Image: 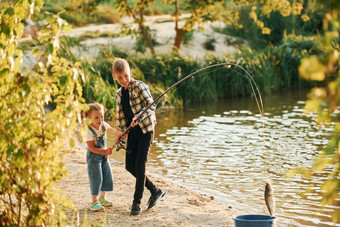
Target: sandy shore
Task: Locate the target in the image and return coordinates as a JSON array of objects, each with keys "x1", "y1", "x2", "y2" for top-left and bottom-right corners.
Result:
[{"x1": 57, "y1": 144, "x2": 240, "y2": 226}]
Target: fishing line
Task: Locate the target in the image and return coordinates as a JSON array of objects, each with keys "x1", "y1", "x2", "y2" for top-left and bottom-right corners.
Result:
[
  {"x1": 190, "y1": 65, "x2": 264, "y2": 117},
  {"x1": 160, "y1": 64, "x2": 264, "y2": 117},
  {"x1": 168, "y1": 66, "x2": 230, "y2": 96},
  {"x1": 187, "y1": 64, "x2": 269, "y2": 181}
]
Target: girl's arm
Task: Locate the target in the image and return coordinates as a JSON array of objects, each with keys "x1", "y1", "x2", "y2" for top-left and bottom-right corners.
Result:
[
  {"x1": 107, "y1": 126, "x2": 123, "y2": 138},
  {"x1": 86, "y1": 141, "x2": 112, "y2": 155}
]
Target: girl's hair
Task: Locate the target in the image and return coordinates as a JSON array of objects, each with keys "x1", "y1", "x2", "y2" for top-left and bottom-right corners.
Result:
[
  {"x1": 112, "y1": 58, "x2": 130, "y2": 74},
  {"x1": 85, "y1": 103, "x2": 104, "y2": 118}
]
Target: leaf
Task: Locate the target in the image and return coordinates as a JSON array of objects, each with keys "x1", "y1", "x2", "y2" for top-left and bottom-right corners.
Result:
[
  {"x1": 59, "y1": 76, "x2": 68, "y2": 86},
  {"x1": 21, "y1": 83, "x2": 31, "y2": 97},
  {"x1": 46, "y1": 43, "x2": 53, "y2": 55},
  {"x1": 298, "y1": 55, "x2": 326, "y2": 81},
  {"x1": 5, "y1": 7, "x2": 14, "y2": 16},
  {"x1": 1, "y1": 23, "x2": 11, "y2": 36},
  {"x1": 0, "y1": 68, "x2": 9, "y2": 78},
  {"x1": 262, "y1": 27, "x2": 271, "y2": 35}
]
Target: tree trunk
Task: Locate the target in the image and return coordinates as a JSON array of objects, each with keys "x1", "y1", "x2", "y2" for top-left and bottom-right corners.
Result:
[
  {"x1": 172, "y1": 0, "x2": 187, "y2": 54},
  {"x1": 172, "y1": 28, "x2": 187, "y2": 54},
  {"x1": 139, "y1": 23, "x2": 155, "y2": 56}
]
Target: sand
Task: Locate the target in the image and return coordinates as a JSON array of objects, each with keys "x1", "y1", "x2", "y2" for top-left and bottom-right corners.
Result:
[
  {"x1": 57, "y1": 143, "x2": 240, "y2": 226},
  {"x1": 65, "y1": 14, "x2": 237, "y2": 61}
]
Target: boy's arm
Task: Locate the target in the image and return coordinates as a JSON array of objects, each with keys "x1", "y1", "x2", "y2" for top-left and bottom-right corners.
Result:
[
  {"x1": 116, "y1": 93, "x2": 123, "y2": 131},
  {"x1": 86, "y1": 141, "x2": 112, "y2": 155}
]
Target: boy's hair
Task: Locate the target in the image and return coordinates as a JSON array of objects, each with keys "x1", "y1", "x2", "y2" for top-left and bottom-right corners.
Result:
[
  {"x1": 112, "y1": 58, "x2": 130, "y2": 74},
  {"x1": 85, "y1": 103, "x2": 104, "y2": 118}
]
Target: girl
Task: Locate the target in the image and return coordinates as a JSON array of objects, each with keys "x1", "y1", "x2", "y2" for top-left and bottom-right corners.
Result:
[{"x1": 84, "y1": 103, "x2": 122, "y2": 211}]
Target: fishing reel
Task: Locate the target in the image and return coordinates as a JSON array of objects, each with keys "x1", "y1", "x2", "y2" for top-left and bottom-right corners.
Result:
[{"x1": 115, "y1": 139, "x2": 126, "y2": 152}]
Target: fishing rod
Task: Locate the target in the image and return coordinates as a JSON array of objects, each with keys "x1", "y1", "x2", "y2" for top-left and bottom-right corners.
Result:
[
  {"x1": 115, "y1": 62, "x2": 264, "y2": 152},
  {"x1": 113, "y1": 62, "x2": 275, "y2": 217}
]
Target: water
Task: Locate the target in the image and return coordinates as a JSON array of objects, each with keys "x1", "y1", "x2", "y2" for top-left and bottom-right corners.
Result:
[{"x1": 110, "y1": 89, "x2": 339, "y2": 226}]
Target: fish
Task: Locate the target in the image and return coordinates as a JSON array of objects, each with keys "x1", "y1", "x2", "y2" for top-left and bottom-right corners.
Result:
[{"x1": 264, "y1": 181, "x2": 276, "y2": 217}]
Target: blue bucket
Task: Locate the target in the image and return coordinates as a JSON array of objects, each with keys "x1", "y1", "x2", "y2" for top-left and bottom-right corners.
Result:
[{"x1": 233, "y1": 214, "x2": 276, "y2": 227}]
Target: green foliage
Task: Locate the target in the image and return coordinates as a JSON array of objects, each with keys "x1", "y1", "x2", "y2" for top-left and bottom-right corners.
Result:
[
  {"x1": 203, "y1": 36, "x2": 217, "y2": 51},
  {"x1": 224, "y1": 1, "x2": 325, "y2": 49},
  {"x1": 41, "y1": 1, "x2": 120, "y2": 27},
  {"x1": 134, "y1": 28, "x2": 159, "y2": 53},
  {"x1": 80, "y1": 61, "x2": 118, "y2": 119},
  {"x1": 0, "y1": 1, "x2": 87, "y2": 225},
  {"x1": 172, "y1": 0, "x2": 224, "y2": 52},
  {"x1": 287, "y1": 1, "x2": 340, "y2": 222},
  {"x1": 182, "y1": 29, "x2": 194, "y2": 45},
  {"x1": 114, "y1": 0, "x2": 157, "y2": 55},
  {"x1": 224, "y1": 34, "x2": 317, "y2": 94},
  {"x1": 132, "y1": 54, "x2": 260, "y2": 103}
]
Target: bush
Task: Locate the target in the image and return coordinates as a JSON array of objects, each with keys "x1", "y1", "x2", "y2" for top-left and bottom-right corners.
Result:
[
  {"x1": 223, "y1": 2, "x2": 325, "y2": 50},
  {"x1": 0, "y1": 3, "x2": 86, "y2": 225}
]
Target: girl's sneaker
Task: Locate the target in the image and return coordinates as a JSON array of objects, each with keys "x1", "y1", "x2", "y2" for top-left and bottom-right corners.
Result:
[
  {"x1": 100, "y1": 197, "x2": 113, "y2": 207},
  {"x1": 90, "y1": 201, "x2": 104, "y2": 211}
]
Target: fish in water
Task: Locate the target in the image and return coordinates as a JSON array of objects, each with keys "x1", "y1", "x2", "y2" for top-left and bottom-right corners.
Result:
[{"x1": 264, "y1": 181, "x2": 276, "y2": 216}]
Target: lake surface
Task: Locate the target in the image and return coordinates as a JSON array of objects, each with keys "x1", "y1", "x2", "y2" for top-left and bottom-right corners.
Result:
[{"x1": 111, "y1": 89, "x2": 339, "y2": 226}]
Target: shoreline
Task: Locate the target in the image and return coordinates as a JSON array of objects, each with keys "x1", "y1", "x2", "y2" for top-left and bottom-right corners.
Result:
[{"x1": 58, "y1": 144, "x2": 241, "y2": 226}]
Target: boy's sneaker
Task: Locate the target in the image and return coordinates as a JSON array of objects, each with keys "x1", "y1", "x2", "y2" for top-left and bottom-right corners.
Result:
[
  {"x1": 90, "y1": 201, "x2": 104, "y2": 211},
  {"x1": 100, "y1": 197, "x2": 113, "y2": 207},
  {"x1": 130, "y1": 202, "x2": 142, "y2": 215},
  {"x1": 147, "y1": 189, "x2": 166, "y2": 209}
]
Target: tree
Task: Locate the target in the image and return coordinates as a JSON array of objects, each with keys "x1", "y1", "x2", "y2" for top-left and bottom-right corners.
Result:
[
  {"x1": 115, "y1": 0, "x2": 156, "y2": 56},
  {"x1": 0, "y1": 0, "x2": 86, "y2": 225},
  {"x1": 288, "y1": 0, "x2": 340, "y2": 222},
  {"x1": 171, "y1": 0, "x2": 224, "y2": 53}
]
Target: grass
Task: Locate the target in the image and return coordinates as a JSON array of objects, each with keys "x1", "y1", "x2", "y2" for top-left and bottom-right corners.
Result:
[
  {"x1": 40, "y1": 2, "x2": 120, "y2": 27},
  {"x1": 39, "y1": 0, "x2": 187, "y2": 28}
]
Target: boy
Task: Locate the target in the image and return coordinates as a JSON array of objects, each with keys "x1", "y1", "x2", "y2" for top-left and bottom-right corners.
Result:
[{"x1": 112, "y1": 58, "x2": 165, "y2": 215}]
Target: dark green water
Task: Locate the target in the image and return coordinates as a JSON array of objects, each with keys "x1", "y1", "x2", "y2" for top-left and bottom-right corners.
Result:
[{"x1": 110, "y1": 89, "x2": 339, "y2": 226}]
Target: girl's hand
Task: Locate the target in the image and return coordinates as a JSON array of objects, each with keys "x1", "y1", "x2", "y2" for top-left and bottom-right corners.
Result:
[
  {"x1": 105, "y1": 147, "x2": 113, "y2": 155},
  {"x1": 115, "y1": 131, "x2": 126, "y2": 144}
]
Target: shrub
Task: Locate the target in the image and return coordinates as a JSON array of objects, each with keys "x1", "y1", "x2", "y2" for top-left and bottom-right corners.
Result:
[{"x1": 0, "y1": 2, "x2": 86, "y2": 225}]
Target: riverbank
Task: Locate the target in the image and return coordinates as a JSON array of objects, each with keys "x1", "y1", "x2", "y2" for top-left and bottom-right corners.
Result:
[{"x1": 57, "y1": 143, "x2": 240, "y2": 226}]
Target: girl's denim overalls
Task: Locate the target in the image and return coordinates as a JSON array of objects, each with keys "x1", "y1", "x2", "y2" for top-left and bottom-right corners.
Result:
[{"x1": 86, "y1": 124, "x2": 113, "y2": 196}]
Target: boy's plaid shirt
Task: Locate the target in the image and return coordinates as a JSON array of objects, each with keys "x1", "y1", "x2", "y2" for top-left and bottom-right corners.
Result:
[{"x1": 116, "y1": 79, "x2": 157, "y2": 134}]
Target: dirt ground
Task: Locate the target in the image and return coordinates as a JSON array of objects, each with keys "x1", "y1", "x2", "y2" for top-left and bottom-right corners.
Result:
[{"x1": 57, "y1": 143, "x2": 241, "y2": 226}]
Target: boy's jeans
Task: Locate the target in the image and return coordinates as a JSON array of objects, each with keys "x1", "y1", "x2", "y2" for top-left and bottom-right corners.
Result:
[
  {"x1": 126, "y1": 126, "x2": 158, "y2": 204},
  {"x1": 86, "y1": 151, "x2": 113, "y2": 196}
]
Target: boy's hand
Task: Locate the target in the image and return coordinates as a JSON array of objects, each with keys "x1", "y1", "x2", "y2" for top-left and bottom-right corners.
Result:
[{"x1": 130, "y1": 116, "x2": 139, "y2": 127}]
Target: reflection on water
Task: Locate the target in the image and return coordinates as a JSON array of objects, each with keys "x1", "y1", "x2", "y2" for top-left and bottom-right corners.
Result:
[{"x1": 109, "y1": 89, "x2": 339, "y2": 226}]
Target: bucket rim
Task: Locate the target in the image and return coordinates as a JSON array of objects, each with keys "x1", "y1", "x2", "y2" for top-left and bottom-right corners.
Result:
[{"x1": 233, "y1": 214, "x2": 276, "y2": 222}]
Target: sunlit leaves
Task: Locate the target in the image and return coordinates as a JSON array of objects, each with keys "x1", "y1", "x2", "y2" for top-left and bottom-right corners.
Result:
[
  {"x1": 293, "y1": 1, "x2": 340, "y2": 222},
  {"x1": 299, "y1": 55, "x2": 326, "y2": 81},
  {"x1": 301, "y1": 14, "x2": 310, "y2": 22},
  {"x1": 260, "y1": 0, "x2": 292, "y2": 17},
  {"x1": 262, "y1": 27, "x2": 271, "y2": 34},
  {"x1": 292, "y1": 2, "x2": 303, "y2": 15},
  {"x1": 240, "y1": 0, "x2": 306, "y2": 36},
  {"x1": 0, "y1": 0, "x2": 86, "y2": 225}
]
